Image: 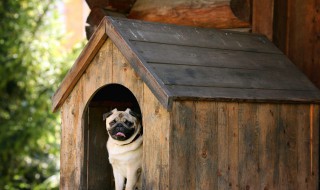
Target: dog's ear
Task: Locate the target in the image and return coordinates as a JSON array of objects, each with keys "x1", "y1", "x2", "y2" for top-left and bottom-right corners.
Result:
[
  {"x1": 128, "y1": 109, "x2": 141, "y2": 120},
  {"x1": 103, "y1": 111, "x2": 112, "y2": 120}
]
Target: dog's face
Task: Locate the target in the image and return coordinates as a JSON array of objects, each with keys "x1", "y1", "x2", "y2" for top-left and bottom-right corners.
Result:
[{"x1": 104, "y1": 108, "x2": 141, "y2": 141}]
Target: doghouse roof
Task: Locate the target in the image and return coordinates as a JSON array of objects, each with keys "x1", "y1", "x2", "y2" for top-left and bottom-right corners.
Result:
[{"x1": 52, "y1": 16, "x2": 320, "y2": 111}]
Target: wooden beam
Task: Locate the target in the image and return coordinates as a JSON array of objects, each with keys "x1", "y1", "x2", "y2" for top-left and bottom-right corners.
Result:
[
  {"x1": 252, "y1": 0, "x2": 274, "y2": 40},
  {"x1": 128, "y1": 0, "x2": 250, "y2": 29}
]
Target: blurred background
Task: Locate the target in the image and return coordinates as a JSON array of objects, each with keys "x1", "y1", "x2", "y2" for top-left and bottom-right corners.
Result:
[{"x1": 0, "y1": 0, "x2": 88, "y2": 189}]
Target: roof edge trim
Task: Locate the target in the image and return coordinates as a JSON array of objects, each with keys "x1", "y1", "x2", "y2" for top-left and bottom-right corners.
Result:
[{"x1": 51, "y1": 17, "x2": 108, "y2": 112}]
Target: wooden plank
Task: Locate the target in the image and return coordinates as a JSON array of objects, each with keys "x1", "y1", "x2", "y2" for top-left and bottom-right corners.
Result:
[
  {"x1": 132, "y1": 41, "x2": 293, "y2": 71},
  {"x1": 52, "y1": 17, "x2": 108, "y2": 112},
  {"x1": 252, "y1": 0, "x2": 274, "y2": 40},
  {"x1": 170, "y1": 101, "x2": 197, "y2": 189},
  {"x1": 217, "y1": 103, "x2": 229, "y2": 189},
  {"x1": 150, "y1": 63, "x2": 315, "y2": 91},
  {"x1": 258, "y1": 104, "x2": 279, "y2": 189},
  {"x1": 278, "y1": 104, "x2": 298, "y2": 189},
  {"x1": 165, "y1": 84, "x2": 320, "y2": 104},
  {"x1": 194, "y1": 101, "x2": 218, "y2": 189},
  {"x1": 296, "y1": 105, "x2": 312, "y2": 190},
  {"x1": 60, "y1": 76, "x2": 85, "y2": 189},
  {"x1": 227, "y1": 103, "x2": 239, "y2": 190},
  {"x1": 108, "y1": 17, "x2": 280, "y2": 54},
  {"x1": 87, "y1": 106, "x2": 114, "y2": 189},
  {"x1": 310, "y1": 105, "x2": 319, "y2": 189},
  {"x1": 238, "y1": 103, "x2": 260, "y2": 190},
  {"x1": 142, "y1": 85, "x2": 170, "y2": 190}
]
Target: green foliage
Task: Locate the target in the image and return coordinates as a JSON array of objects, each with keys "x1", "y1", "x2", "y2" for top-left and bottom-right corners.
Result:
[{"x1": 0, "y1": 0, "x2": 83, "y2": 189}]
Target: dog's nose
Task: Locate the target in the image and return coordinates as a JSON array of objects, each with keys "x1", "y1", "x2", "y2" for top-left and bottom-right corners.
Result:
[{"x1": 116, "y1": 123, "x2": 124, "y2": 128}]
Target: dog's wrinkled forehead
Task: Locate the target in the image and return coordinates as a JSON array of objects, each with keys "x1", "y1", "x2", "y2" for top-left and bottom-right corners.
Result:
[{"x1": 104, "y1": 108, "x2": 137, "y2": 124}]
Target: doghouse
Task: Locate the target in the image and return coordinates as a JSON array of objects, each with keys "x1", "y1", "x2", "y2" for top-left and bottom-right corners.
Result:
[{"x1": 52, "y1": 17, "x2": 320, "y2": 189}]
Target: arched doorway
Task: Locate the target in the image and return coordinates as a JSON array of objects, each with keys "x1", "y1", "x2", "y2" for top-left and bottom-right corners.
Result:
[{"x1": 82, "y1": 84, "x2": 141, "y2": 189}]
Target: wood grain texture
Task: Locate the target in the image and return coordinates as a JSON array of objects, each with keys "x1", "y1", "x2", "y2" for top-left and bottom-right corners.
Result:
[
  {"x1": 113, "y1": 17, "x2": 278, "y2": 54},
  {"x1": 238, "y1": 103, "x2": 260, "y2": 190},
  {"x1": 278, "y1": 105, "x2": 298, "y2": 189},
  {"x1": 194, "y1": 101, "x2": 218, "y2": 189},
  {"x1": 258, "y1": 104, "x2": 279, "y2": 189},
  {"x1": 170, "y1": 101, "x2": 197, "y2": 190},
  {"x1": 142, "y1": 85, "x2": 170, "y2": 190},
  {"x1": 252, "y1": 0, "x2": 274, "y2": 40},
  {"x1": 227, "y1": 103, "x2": 239, "y2": 190},
  {"x1": 169, "y1": 102, "x2": 319, "y2": 189},
  {"x1": 128, "y1": 1, "x2": 249, "y2": 29}
]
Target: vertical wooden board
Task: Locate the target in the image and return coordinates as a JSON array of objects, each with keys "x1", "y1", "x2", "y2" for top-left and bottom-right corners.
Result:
[
  {"x1": 252, "y1": 0, "x2": 274, "y2": 40},
  {"x1": 60, "y1": 80, "x2": 84, "y2": 189},
  {"x1": 311, "y1": 105, "x2": 319, "y2": 189},
  {"x1": 217, "y1": 102, "x2": 229, "y2": 189},
  {"x1": 278, "y1": 104, "x2": 298, "y2": 189},
  {"x1": 87, "y1": 106, "x2": 114, "y2": 189},
  {"x1": 238, "y1": 103, "x2": 260, "y2": 190},
  {"x1": 112, "y1": 43, "x2": 144, "y2": 106},
  {"x1": 227, "y1": 103, "x2": 239, "y2": 190},
  {"x1": 82, "y1": 39, "x2": 113, "y2": 100},
  {"x1": 258, "y1": 104, "x2": 279, "y2": 190},
  {"x1": 142, "y1": 85, "x2": 170, "y2": 190},
  {"x1": 170, "y1": 101, "x2": 197, "y2": 190},
  {"x1": 296, "y1": 104, "x2": 312, "y2": 189},
  {"x1": 194, "y1": 101, "x2": 218, "y2": 190},
  {"x1": 81, "y1": 108, "x2": 89, "y2": 188}
]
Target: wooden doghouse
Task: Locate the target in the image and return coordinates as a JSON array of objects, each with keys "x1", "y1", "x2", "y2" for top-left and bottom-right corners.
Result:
[{"x1": 52, "y1": 17, "x2": 320, "y2": 189}]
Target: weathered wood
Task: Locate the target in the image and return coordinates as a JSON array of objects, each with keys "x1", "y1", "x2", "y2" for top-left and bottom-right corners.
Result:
[
  {"x1": 311, "y1": 105, "x2": 319, "y2": 189},
  {"x1": 112, "y1": 18, "x2": 278, "y2": 54},
  {"x1": 128, "y1": 0, "x2": 250, "y2": 29},
  {"x1": 132, "y1": 41, "x2": 287, "y2": 70},
  {"x1": 217, "y1": 103, "x2": 229, "y2": 189},
  {"x1": 142, "y1": 85, "x2": 170, "y2": 190},
  {"x1": 238, "y1": 103, "x2": 260, "y2": 190},
  {"x1": 52, "y1": 17, "x2": 108, "y2": 112},
  {"x1": 252, "y1": 0, "x2": 274, "y2": 40},
  {"x1": 170, "y1": 101, "x2": 197, "y2": 189},
  {"x1": 227, "y1": 103, "x2": 239, "y2": 190},
  {"x1": 166, "y1": 85, "x2": 320, "y2": 104},
  {"x1": 148, "y1": 63, "x2": 314, "y2": 91},
  {"x1": 194, "y1": 101, "x2": 218, "y2": 189},
  {"x1": 258, "y1": 104, "x2": 279, "y2": 189},
  {"x1": 278, "y1": 105, "x2": 298, "y2": 189},
  {"x1": 296, "y1": 104, "x2": 311, "y2": 189}
]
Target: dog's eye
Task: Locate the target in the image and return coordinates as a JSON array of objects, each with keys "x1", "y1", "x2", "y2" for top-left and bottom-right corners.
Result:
[
  {"x1": 109, "y1": 120, "x2": 116, "y2": 126},
  {"x1": 125, "y1": 120, "x2": 134, "y2": 127}
]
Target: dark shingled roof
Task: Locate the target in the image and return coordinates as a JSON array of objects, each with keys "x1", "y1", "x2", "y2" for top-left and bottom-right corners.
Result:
[{"x1": 52, "y1": 16, "x2": 320, "y2": 111}]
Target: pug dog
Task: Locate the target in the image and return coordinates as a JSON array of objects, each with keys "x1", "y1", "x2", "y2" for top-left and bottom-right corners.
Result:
[{"x1": 103, "y1": 108, "x2": 143, "y2": 190}]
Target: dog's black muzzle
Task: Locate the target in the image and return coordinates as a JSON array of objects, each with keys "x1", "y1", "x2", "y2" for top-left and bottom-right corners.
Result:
[{"x1": 108, "y1": 123, "x2": 135, "y2": 141}]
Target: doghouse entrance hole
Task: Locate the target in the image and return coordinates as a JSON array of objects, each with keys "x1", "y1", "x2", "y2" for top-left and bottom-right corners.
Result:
[{"x1": 82, "y1": 84, "x2": 141, "y2": 189}]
